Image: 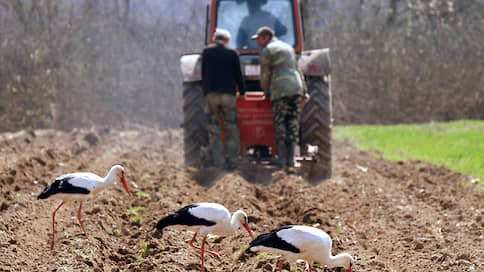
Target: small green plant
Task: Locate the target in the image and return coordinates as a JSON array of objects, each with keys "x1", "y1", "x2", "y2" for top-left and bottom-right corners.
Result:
[
  {"x1": 133, "y1": 214, "x2": 144, "y2": 225},
  {"x1": 159, "y1": 184, "x2": 170, "y2": 193},
  {"x1": 93, "y1": 237, "x2": 103, "y2": 246},
  {"x1": 126, "y1": 206, "x2": 145, "y2": 225},
  {"x1": 137, "y1": 191, "x2": 150, "y2": 198},
  {"x1": 126, "y1": 206, "x2": 144, "y2": 216},
  {"x1": 257, "y1": 252, "x2": 268, "y2": 264},
  {"x1": 113, "y1": 229, "x2": 121, "y2": 237},
  {"x1": 337, "y1": 223, "x2": 342, "y2": 232},
  {"x1": 140, "y1": 242, "x2": 149, "y2": 258},
  {"x1": 140, "y1": 173, "x2": 151, "y2": 180},
  {"x1": 290, "y1": 268, "x2": 301, "y2": 272},
  {"x1": 232, "y1": 244, "x2": 249, "y2": 265},
  {"x1": 358, "y1": 253, "x2": 371, "y2": 264},
  {"x1": 121, "y1": 130, "x2": 140, "y2": 136}
]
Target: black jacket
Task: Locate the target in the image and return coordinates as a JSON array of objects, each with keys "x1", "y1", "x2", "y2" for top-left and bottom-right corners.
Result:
[{"x1": 201, "y1": 42, "x2": 246, "y2": 96}]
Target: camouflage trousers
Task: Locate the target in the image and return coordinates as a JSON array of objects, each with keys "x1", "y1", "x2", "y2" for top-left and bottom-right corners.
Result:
[
  {"x1": 271, "y1": 95, "x2": 302, "y2": 145},
  {"x1": 205, "y1": 93, "x2": 240, "y2": 168}
]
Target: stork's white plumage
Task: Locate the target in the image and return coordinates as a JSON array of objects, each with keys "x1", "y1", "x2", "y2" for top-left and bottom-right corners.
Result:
[
  {"x1": 249, "y1": 225, "x2": 353, "y2": 272},
  {"x1": 155, "y1": 202, "x2": 254, "y2": 272},
  {"x1": 37, "y1": 165, "x2": 131, "y2": 249}
]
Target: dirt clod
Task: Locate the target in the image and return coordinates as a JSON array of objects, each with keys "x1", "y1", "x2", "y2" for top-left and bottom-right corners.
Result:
[{"x1": 83, "y1": 133, "x2": 99, "y2": 146}]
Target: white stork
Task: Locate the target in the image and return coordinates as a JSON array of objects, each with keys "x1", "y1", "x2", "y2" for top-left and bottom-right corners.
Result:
[
  {"x1": 248, "y1": 225, "x2": 353, "y2": 272},
  {"x1": 37, "y1": 165, "x2": 130, "y2": 249},
  {"x1": 155, "y1": 202, "x2": 254, "y2": 272}
]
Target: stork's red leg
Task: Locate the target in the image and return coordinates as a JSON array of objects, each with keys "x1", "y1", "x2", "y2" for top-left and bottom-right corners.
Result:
[
  {"x1": 189, "y1": 232, "x2": 200, "y2": 249},
  {"x1": 189, "y1": 233, "x2": 221, "y2": 262},
  {"x1": 51, "y1": 201, "x2": 64, "y2": 249},
  {"x1": 201, "y1": 236, "x2": 206, "y2": 272},
  {"x1": 308, "y1": 263, "x2": 312, "y2": 272},
  {"x1": 277, "y1": 260, "x2": 285, "y2": 272},
  {"x1": 202, "y1": 247, "x2": 221, "y2": 262},
  {"x1": 189, "y1": 233, "x2": 204, "y2": 272},
  {"x1": 77, "y1": 201, "x2": 86, "y2": 234}
]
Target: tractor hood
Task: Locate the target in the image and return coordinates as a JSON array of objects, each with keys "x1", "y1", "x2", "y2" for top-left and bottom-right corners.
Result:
[
  {"x1": 180, "y1": 54, "x2": 202, "y2": 83},
  {"x1": 299, "y1": 48, "x2": 331, "y2": 77}
]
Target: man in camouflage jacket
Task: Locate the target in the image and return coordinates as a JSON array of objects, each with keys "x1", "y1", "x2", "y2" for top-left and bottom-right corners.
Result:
[
  {"x1": 202, "y1": 29, "x2": 246, "y2": 170},
  {"x1": 251, "y1": 26, "x2": 306, "y2": 170}
]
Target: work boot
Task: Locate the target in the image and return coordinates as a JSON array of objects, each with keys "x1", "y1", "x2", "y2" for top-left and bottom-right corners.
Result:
[
  {"x1": 271, "y1": 142, "x2": 287, "y2": 168},
  {"x1": 224, "y1": 157, "x2": 239, "y2": 172},
  {"x1": 286, "y1": 142, "x2": 296, "y2": 174}
]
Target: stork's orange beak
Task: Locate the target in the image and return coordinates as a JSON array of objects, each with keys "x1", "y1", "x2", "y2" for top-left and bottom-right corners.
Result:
[
  {"x1": 243, "y1": 222, "x2": 254, "y2": 239},
  {"x1": 121, "y1": 176, "x2": 130, "y2": 195}
]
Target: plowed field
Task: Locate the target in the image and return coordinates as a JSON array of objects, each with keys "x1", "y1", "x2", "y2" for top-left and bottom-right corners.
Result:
[{"x1": 0, "y1": 127, "x2": 482, "y2": 271}]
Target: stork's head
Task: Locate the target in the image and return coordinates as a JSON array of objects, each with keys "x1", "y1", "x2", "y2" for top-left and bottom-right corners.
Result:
[
  {"x1": 233, "y1": 210, "x2": 254, "y2": 239},
  {"x1": 339, "y1": 253, "x2": 354, "y2": 272},
  {"x1": 110, "y1": 165, "x2": 130, "y2": 195}
]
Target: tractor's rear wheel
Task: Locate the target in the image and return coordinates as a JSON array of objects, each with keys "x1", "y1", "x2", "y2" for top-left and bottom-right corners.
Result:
[
  {"x1": 182, "y1": 83, "x2": 209, "y2": 167},
  {"x1": 300, "y1": 78, "x2": 332, "y2": 182}
]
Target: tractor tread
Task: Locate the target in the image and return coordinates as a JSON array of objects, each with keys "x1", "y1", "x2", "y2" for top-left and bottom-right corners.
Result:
[
  {"x1": 300, "y1": 79, "x2": 332, "y2": 181},
  {"x1": 182, "y1": 83, "x2": 208, "y2": 167}
]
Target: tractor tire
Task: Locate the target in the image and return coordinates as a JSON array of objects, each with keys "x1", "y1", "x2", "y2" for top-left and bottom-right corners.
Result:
[
  {"x1": 300, "y1": 79, "x2": 332, "y2": 182},
  {"x1": 182, "y1": 83, "x2": 209, "y2": 168}
]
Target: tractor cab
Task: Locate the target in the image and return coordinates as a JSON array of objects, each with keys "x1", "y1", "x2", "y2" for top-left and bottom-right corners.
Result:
[
  {"x1": 206, "y1": 0, "x2": 304, "y2": 92},
  {"x1": 209, "y1": 0, "x2": 303, "y2": 53}
]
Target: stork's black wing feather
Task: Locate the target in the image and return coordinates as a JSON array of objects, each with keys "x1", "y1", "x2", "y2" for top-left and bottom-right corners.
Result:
[
  {"x1": 155, "y1": 204, "x2": 216, "y2": 232},
  {"x1": 249, "y1": 225, "x2": 300, "y2": 253},
  {"x1": 37, "y1": 178, "x2": 90, "y2": 199}
]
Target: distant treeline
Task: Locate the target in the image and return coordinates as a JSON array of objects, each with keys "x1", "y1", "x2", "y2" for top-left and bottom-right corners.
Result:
[
  {"x1": 0, "y1": 0, "x2": 203, "y2": 131},
  {"x1": 304, "y1": 0, "x2": 484, "y2": 124},
  {"x1": 0, "y1": 0, "x2": 483, "y2": 132}
]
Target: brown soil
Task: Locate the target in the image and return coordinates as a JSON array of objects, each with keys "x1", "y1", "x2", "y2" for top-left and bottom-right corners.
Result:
[{"x1": 0, "y1": 127, "x2": 482, "y2": 272}]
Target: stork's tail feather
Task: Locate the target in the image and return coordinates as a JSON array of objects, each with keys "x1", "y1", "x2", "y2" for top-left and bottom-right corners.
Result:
[
  {"x1": 37, "y1": 180, "x2": 61, "y2": 199},
  {"x1": 248, "y1": 231, "x2": 301, "y2": 253},
  {"x1": 248, "y1": 232, "x2": 273, "y2": 251},
  {"x1": 155, "y1": 214, "x2": 179, "y2": 232}
]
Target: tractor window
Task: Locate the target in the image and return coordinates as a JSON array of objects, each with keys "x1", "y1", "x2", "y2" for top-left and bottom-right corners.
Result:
[{"x1": 216, "y1": 0, "x2": 296, "y2": 50}]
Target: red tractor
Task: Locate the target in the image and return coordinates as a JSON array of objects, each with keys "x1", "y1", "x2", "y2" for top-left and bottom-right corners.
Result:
[{"x1": 180, "y1": 0, "x2": 332, "y2": 182}]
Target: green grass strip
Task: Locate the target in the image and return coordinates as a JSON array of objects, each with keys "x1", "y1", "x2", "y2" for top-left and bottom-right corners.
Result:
[{"x1": 334, "y1": 120, "x2": 484, "y2": 185}]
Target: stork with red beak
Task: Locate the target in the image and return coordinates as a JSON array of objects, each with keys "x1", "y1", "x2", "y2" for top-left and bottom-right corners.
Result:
[
  {"x1": 248, "y1": 225, "x2": 353, "y2": 272},
  {"x1": 155, "y1": 202, "x2": 254, "y2": 272},
  {"x1": 37, "y1": 165, "x2": 131, "y2": 249}
]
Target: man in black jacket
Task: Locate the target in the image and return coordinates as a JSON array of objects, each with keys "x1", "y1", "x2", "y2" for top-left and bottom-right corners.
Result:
[{"x1": 202, "y1": 29, "x2": 246, "y2": 170}]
